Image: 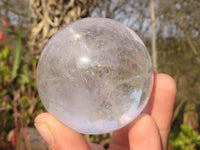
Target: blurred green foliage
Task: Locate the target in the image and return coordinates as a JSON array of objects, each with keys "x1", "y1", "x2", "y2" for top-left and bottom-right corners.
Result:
[
  {"x1": 0, "y1": 25, "x2": 45, "y2": 149},
  {"x1": 170, "y1": 124, "x2": 200, "y2": 150}
]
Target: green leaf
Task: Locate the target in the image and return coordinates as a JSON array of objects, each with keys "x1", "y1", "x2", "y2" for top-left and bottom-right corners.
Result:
[
  {"x1": 12, "y1": 25, "x2": 23, "y2": 79},
  {"x1": 2, "y1": 47, "x2": 11, "y2": 59},
  {"x1": 20, "y1": 69, "x2": 30, "y2": 85},
  {"x1": 22, "y1": 98, "x2": 28, "y2": 106},
  {"x1": 22, "y1": 113, "x2": 29, "y2": 124}
]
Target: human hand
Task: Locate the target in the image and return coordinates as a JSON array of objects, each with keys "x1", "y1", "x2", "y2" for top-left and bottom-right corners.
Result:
[{"x1": 34, "y1": 73, "x2": 177, "y2": 150}]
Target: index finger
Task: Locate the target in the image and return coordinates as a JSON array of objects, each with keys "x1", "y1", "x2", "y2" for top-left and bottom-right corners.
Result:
[{"x1": 145, "y1": 73, "x2": 177, "y2": 148}]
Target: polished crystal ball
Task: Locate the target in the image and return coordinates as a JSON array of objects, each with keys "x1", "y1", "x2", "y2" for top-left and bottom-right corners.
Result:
[{"x1": 37, "y1": 18, "x2": 154, "y2": 134}]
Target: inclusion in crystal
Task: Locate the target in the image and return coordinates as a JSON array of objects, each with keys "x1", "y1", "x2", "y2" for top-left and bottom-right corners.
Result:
[{"x1": 36, "y1": 18, "x2": 154, "y2": 134}]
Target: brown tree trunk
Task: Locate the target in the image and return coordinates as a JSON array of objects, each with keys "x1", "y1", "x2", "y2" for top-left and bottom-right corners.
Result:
[{"x1": 150, "y1": 0, "x2": 157, "y2": 68}]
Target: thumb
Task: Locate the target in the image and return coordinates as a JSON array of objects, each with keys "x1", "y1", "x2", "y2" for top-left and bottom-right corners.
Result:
[{"x1": 34, "y1": 113, "x2": 90, "y2": 150}]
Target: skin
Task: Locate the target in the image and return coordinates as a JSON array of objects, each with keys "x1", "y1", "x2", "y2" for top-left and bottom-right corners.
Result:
[{"x1": 34, "y1": 73, "x2": 177, "y2": 150}]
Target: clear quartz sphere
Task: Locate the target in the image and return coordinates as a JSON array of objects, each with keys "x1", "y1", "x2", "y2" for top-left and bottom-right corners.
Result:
[{"x1": 37, "y1": 18, "x2": 154, "y2": 134}]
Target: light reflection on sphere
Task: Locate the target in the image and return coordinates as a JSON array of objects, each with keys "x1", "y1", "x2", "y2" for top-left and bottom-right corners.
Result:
[{"x1": 36, "y1": 18, "x2": 154, "y2": 134}]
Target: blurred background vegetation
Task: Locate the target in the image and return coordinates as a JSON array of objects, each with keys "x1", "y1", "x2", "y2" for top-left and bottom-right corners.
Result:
[{"x1": 0, "y1": 0, "x2": 200, "y2": 149}]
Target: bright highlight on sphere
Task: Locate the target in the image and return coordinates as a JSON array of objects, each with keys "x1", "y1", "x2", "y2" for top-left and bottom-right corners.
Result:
[{"x1": 36, "y1": 18, "x2": 154, "y2": 134}]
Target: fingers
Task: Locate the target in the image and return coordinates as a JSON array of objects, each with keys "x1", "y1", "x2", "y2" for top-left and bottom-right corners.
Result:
[
  {"x1": 129, "y1": 114, "x2": 162, "y2": 150},
  {"x1": 146, "y1": 73, "x2": 177, "y2": 149},
  {"x1": 110, "y1": 73, "x2": 176, "y2": 150},
  {"x1": 34, "y1": 113, "x2": 90, "y2": 150},
  {"x1": 35, "y1": 73, "x2": 176, "y2": 150},
  {"x1": 109, "y1": 125, "x2": 130, "y2": 150}
]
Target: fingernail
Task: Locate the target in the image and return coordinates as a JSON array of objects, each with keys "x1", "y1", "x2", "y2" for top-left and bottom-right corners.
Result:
[{"x1": 35, "y1": 123, "x2": 55, "y2": 149}]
